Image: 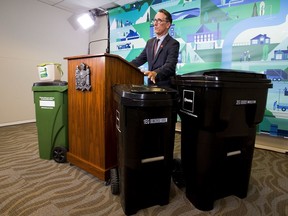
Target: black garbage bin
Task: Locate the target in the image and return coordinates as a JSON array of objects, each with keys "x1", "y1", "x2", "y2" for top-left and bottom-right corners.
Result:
[
  {"x1": 112, "y1": 84, "x2": 178, "y2": 215},
  {"x1": 173, "y1": 69, "x2": 272, "y2": 211}
]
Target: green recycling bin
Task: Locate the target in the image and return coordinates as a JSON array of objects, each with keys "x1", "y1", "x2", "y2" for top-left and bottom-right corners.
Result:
[{"x1": 32, "y1": 81, "x2": 68, "y2": 163}]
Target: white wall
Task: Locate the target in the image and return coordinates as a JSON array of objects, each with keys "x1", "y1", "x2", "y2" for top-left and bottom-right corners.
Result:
[
  {"x1": 0, "y1": 0, "x2": 89, "y2": 126},
  {"x1": 89, "y1": 15, "x2": 110, "y2": 54}
]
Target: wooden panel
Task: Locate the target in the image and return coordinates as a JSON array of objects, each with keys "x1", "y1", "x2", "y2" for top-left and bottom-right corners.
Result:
[
  {"x1": 65, "y1": 54, "x2": 143, "y2": 181},
  {"x1": 104, "y1": 55, "x2": 144, "y2": 169}
]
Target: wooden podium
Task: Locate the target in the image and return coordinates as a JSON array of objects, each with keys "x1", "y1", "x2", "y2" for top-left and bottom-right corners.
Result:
[{"x1": 64, "y1": 53, "x2": 143, "y2": 181}]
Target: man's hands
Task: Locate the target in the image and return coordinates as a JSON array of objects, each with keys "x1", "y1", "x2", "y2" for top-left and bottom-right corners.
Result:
[{"x1": 144, "y1": 71, "x2": 157, "y2": 84}]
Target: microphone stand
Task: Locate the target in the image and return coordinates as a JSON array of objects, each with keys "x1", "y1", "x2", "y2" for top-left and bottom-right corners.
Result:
[
  {"x1": 87, "y1": 11, "x2": 110, "y2": 54},
  {"x1": 88, "y1": 39, "x2": 108, "y2": 54}
]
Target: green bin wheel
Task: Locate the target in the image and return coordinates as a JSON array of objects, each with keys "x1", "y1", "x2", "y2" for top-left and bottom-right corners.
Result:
[{"x1": 53, "y1": 146, "x2": 67, "y2": 163}]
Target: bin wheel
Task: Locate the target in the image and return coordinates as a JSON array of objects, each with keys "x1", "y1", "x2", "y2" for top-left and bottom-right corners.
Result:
[
  {"x1": 110, "y1": 168, "x2": 120, "y2": 195},
  {"x1": 172, "y1": 158, "x2": 186, "y2": 188},
  {"x1": 53, "y1": 147, "x2": 67, "y2": 163}
]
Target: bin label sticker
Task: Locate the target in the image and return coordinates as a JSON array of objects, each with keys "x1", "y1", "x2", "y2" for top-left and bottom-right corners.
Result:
[
  {"x1": 39, "y1": 97, "x2": 55, "y2": 109},
  {"x1": 143, "y1": 118, "x2": 167, "y2": 125},
  {"x1": 39, "y1": 67, "x2": 48, "y2": 78},
  {"x1": 182, "y1": 90, "x2": 195, "y2": 113},
  {"x1": 236, "y1": 100, "x2": 256, "y2": 105}
]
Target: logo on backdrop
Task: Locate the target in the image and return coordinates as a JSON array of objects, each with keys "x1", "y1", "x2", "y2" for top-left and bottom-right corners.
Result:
[{"x1": 75, "y1": 63, "x2": 91, "y2": 91}]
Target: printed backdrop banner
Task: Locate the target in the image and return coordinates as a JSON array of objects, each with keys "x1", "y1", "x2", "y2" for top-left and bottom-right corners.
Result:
[{"x1": 109, "y1": 0, "x2": 288, "y2": 137}]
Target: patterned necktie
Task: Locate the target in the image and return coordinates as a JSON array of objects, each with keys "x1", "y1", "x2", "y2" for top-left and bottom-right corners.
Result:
[{"x1": 154, "y1": 39, "x2": 160, "y2": 57}]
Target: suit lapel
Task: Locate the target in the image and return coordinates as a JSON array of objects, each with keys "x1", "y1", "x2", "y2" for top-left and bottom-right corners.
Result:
[
  {"x1": 148, "y1": 38, "x2": 157, "y2": 66},
  {"x1": 152, "y1": 35, "x2": 170, "y2": 64}
]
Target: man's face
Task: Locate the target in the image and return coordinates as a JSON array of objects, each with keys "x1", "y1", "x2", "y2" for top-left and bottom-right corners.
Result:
[{"x1": 153, "y1": 12, "x2": 170, "y2": 37}]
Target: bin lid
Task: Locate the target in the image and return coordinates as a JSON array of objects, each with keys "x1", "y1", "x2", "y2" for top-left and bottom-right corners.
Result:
[
  {"x1": 32, "y1": 81, "x2": 68, "y2": 92},
  {"x1": 113, "y1": 84, "x2": 178, "y2": 106},
  {"x1": 33, "y1": 81, "x2": 67, "y2": 86},
  {"x1": 175, "y1": 69, "x2": 273, "y2": 88}
]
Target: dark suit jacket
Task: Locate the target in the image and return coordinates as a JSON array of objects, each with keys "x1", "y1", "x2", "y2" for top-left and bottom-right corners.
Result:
[{"x1": 131, "y1": 34, "x2": 179, "y2": 87}]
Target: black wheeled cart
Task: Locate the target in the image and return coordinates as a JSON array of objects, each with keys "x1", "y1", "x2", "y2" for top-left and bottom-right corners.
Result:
[
  {"x1": 112, "y1": 84, "x2": 178, "y2": 215},
  {"x1": 173, "y1": 69, "x2": 272, "y2": 211}
]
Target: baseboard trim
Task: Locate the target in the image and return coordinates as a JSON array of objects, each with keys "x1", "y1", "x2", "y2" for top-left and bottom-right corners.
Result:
[
  {"x1": 0, "y1": 119, "x2": 36, "y2": 127},
  {"x1": 255, "y1": 144, "x2": 288, "y2": 154}
]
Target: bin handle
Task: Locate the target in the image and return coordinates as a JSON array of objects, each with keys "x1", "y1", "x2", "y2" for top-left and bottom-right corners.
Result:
[
  {"x1": 57, "y1": 64, "x2": 64, "y2": 77},
  {"x1": 141, "y1": 156, "x2": 164, "y2": 163}
]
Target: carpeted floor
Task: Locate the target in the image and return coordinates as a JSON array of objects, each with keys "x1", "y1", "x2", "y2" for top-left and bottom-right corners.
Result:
[{"x1": 0, "y1": 123, "x2": 287, "y2": 216}]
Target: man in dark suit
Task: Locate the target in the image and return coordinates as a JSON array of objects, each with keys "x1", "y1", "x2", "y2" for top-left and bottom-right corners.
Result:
[{"x1": 130, "y1": 9, "x2": 179, "y2": 87}]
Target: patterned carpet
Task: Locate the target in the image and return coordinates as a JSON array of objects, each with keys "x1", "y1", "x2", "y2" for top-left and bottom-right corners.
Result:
[{"x1": 0, "y1": 123, "x2": 287, "y2": 216}]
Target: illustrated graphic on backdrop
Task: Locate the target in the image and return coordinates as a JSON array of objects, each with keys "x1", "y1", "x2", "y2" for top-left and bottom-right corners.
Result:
[{"x1": 108, "y1": 0, "x2": 288, "y2": 136}]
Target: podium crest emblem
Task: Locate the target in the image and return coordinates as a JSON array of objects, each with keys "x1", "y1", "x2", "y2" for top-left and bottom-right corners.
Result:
[{"x1": 75, "y1": 63, "x2": 91, "y2": 91}]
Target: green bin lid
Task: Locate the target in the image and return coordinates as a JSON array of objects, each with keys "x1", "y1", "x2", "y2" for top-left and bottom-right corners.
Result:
[
  {"x1": 32, "y1": 81, "x2": 67, "y2": 92},
  {"x1": 33, "y1": 81, "x2": 67, "y2": 86}
]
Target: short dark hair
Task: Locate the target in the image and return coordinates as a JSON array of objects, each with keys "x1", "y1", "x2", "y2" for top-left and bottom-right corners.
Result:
[{"x1": 158, "y1": 9, "x2": 172, "y2": 24}]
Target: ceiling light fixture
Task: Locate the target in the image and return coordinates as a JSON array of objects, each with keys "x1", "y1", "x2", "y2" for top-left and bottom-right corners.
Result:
[{"x1": 77, "y1": 13, "x2": 95, "y2": 30}]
